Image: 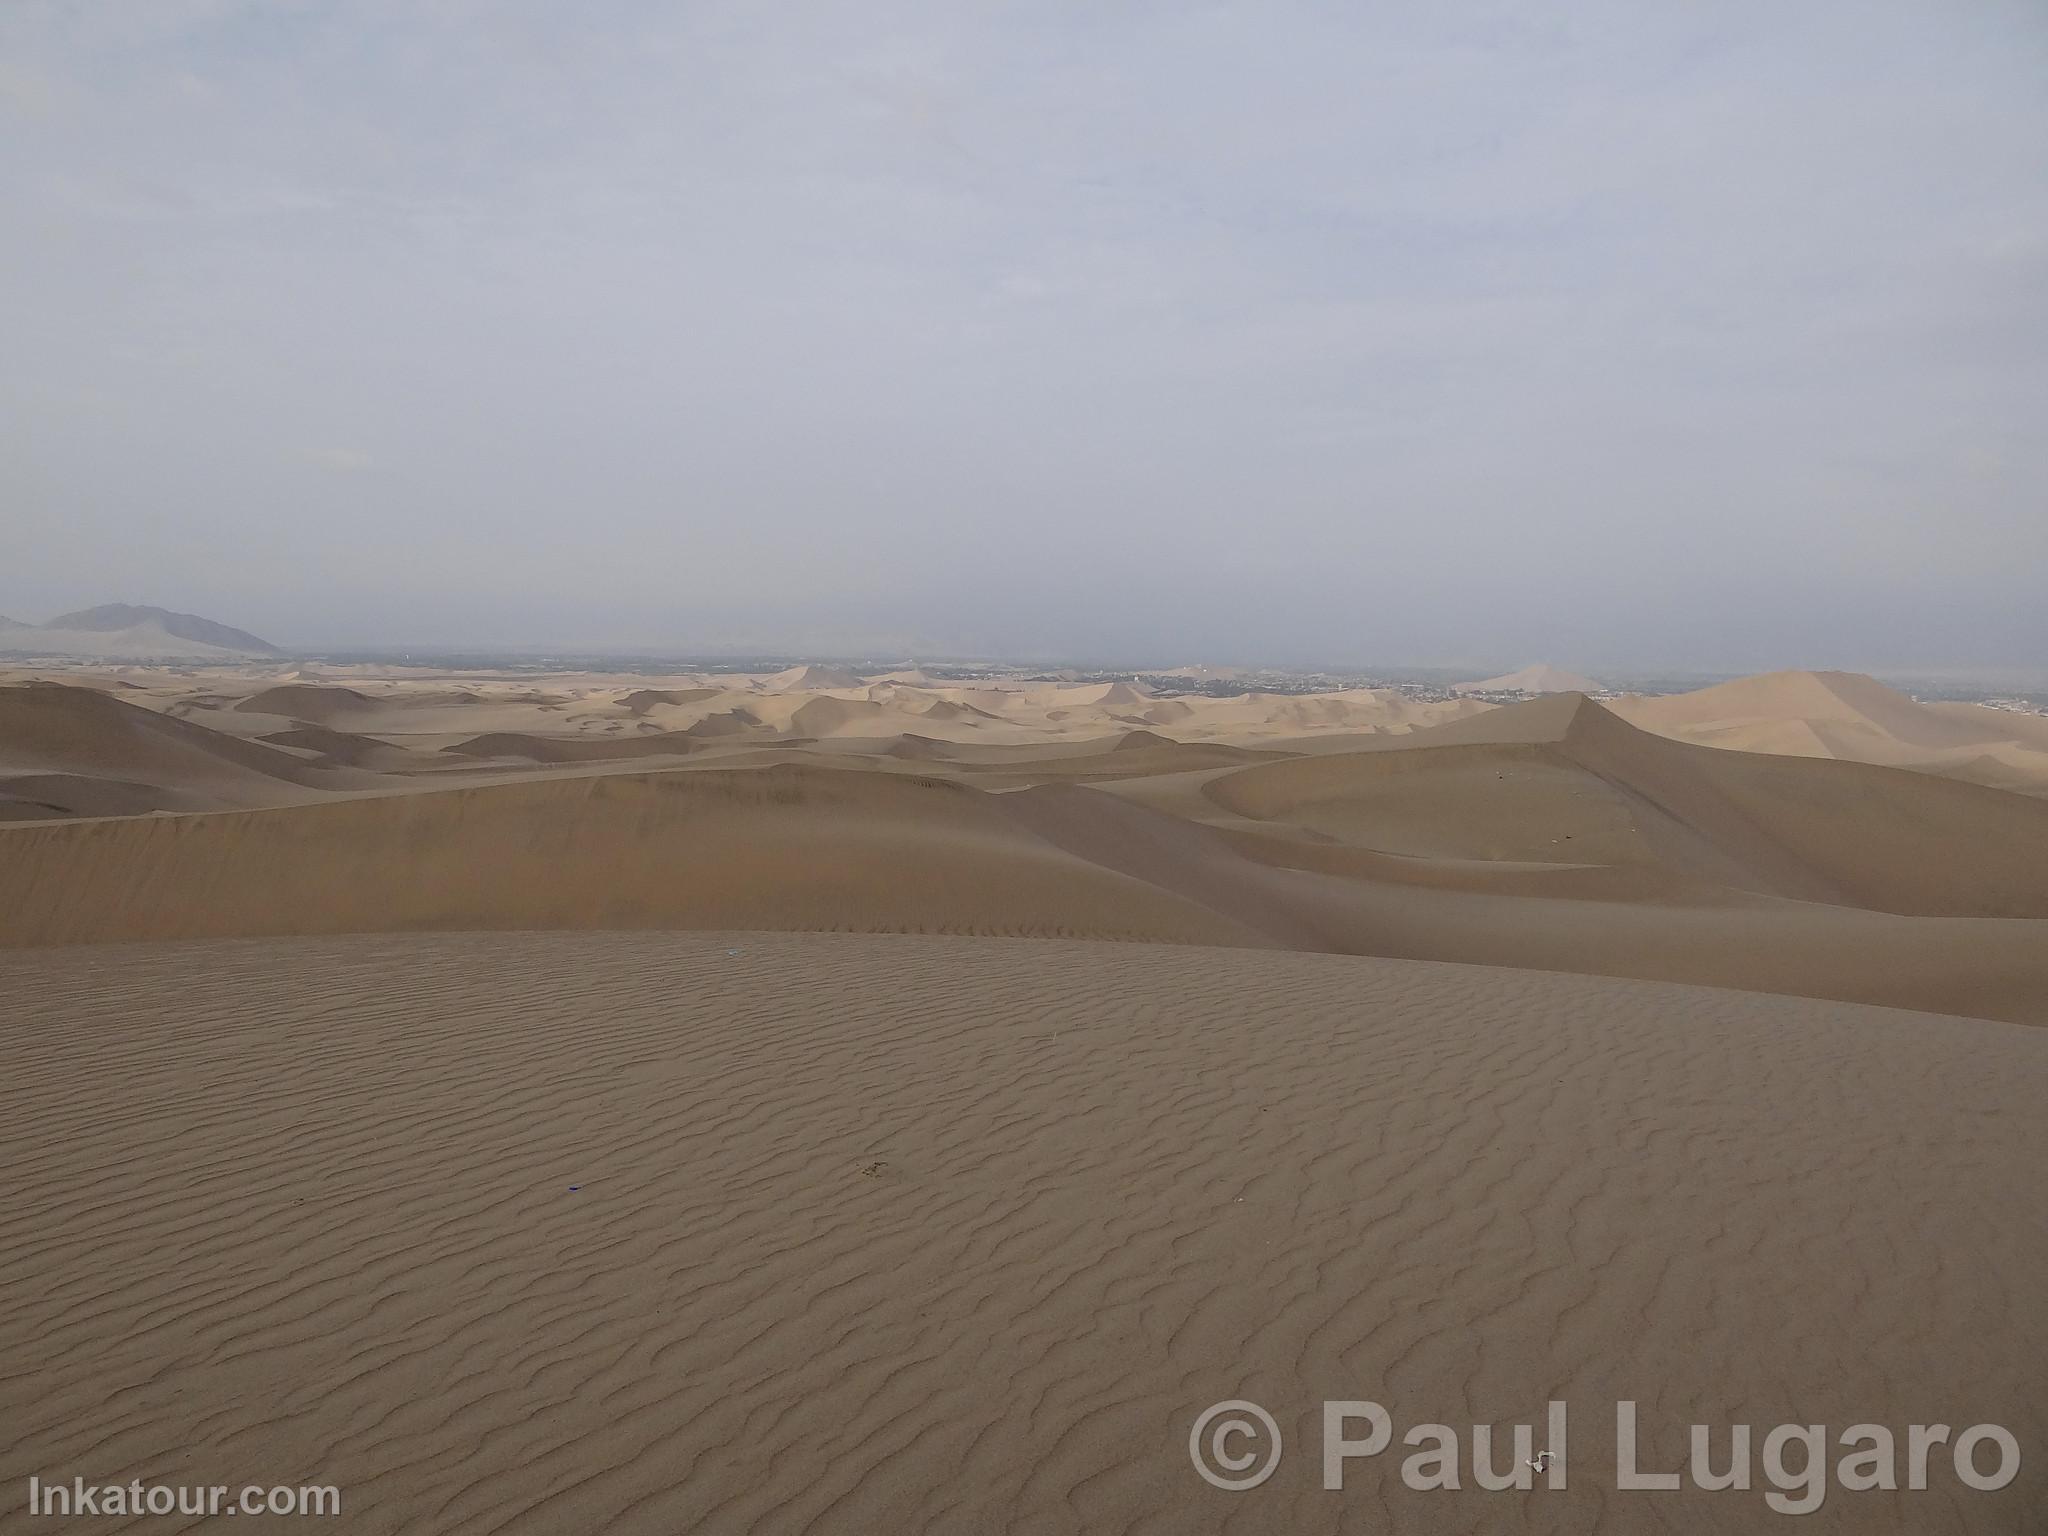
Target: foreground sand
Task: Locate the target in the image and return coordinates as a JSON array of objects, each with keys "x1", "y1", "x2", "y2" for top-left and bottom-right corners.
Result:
[{"x1": 2, "y1": 932, "x2": 2041, "y2": 1534}]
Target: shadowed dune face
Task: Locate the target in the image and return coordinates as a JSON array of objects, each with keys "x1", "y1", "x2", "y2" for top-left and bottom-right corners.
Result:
[
  {"x1": 0, "y1": 681, "x2": 358, "y2": 814},
  {"x1": 439, "y1": 731, "x2": 702, "y2": 764},
  {"x1": 1, "y1": 932, "x2": 2042, "y2": 1534},
  {"x1": 1, "y1": 682, "x2": 315, "y2": 781},
  {"x1": 234, "y1": 682, "x2": 377, "y2": 724},
  {"x1": 255, "y1": 724, "x2": 415, "y2": 769},
  {"x1": 0, "y1": 772, "x2": 176, "y2": 821},
  {"x1": 619, "y1": 685, "x2": 721, "y2": 714},
  {"x1": 1204, "y1": 693, "x2": 2048, "y2": 917},
  {"x1": 1206, "y1": 741, "x2": 1653, "y2": 864},
  {"x1": 683, "y1": 706, "x2": 762, "y2": 737}
]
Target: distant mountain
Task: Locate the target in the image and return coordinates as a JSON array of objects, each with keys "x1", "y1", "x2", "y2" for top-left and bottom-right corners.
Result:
[
  {"x1": 1453, "y1": 663, "x2": 1602, "y2": 695},
  {"x1": 0, "y1": 604, "x2": 281, "y2": 660},
  {"x1": 41, "y1": 604, "x2": 280, "y2": 654}
]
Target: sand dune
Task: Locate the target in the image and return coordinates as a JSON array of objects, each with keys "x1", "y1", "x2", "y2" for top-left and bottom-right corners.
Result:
[
  {"x1": 1113, "y1": 727, "x2": 1176, "y2": 750},
  {"x1": 1198, "y1": 687, "x2": 1485, "y2": 737},
  {"x1": 256, "y1": 724, "x2": 417, "y2": 769},
  {"x1": 683, "y1": 706, "x2": 763, "y2": 738},
  {"x1": 0, "y1": 772, "x2": 181, "y2": 821},
  {"x1": 1, "y1": 683, "x2": 315, "y2": 780},
  {"x1": 1917, "y1": 746, "x2": 2048, "y2": 796},
  {"x1": 618, "y1": 685, "x2": 722, "y2": 713},
  {"x1": 882, "y1": 732, "x2": 954, "y2": 760},
  {"x1": 1611, "y1": 670, "x2": 2048, "y2": 791},
  {"x1": 1, "y1": 932, "x2": 2040, "y2": 1535},
  {"x1": 0, "y1": 682, "x2": 359, "y2": 815},
  {"x1": 0, "y1": 766, "x2": 1260, "y2": 949},
  {"x1": 918, "y1": 697, "x2": 1000, "y2": 722},
  {"x1": 1206, "y1": 693, "x2": 2048, "y2": 916},
  {"x1": 762, "y1": 663, "x2": 866, "y2": 690},
  {"x1": 1038, "y1": 679, "x2": 1156, "y2": 709},
  {"x1": 440, "y1": 731, "x2": 702, "y2": 764},
  {"x1": 4, "y1": 669, "x2": 2046, "y2": 1026},
  {"x1": 236, "y1": 682, "x2": 379, "y2": 724},
  {"x1": 5, "y1": 699, "x2": 2047, "y2": 1021},
  {"x1": 1618, "y1": 670, "x2": 1975, "y2": 746},
  {"x1": 868, "y1": 665, "x2": 945, "y2": 686},
  {"x1": 1931, "y1": 699, "x2": 2048, "y2": 750},
  {"x1": 924, "y1": 737, "x2": 1278, "y2": 783},
  {"x1": 784, "y1": 694, "x2": 892, "y2": 737}
]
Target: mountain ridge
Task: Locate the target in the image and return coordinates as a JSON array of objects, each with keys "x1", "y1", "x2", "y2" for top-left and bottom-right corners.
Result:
[{"x1": 0, "y1": 605, "x2": 279, "y2": 659}]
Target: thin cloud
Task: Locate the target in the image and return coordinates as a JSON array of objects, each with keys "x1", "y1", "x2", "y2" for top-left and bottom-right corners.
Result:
[
  {"x1": 299, "y1": 445, "x2": 373, "y2": 473},
  {"x1": 1, "y1": 0, "x2": 2043, "y2": 667}
]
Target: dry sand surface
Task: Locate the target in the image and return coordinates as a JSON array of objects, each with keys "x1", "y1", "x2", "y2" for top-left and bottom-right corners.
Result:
[
  {"x1": 1, "y1": 933, "x2": 2043, "y2": 1535},
  {"x1": 3, "y1": 663, "x2": 2046, "y2": 1533},
  {"x1": 3, "y1": 666, "x2": 2046, "y2": 1022}
]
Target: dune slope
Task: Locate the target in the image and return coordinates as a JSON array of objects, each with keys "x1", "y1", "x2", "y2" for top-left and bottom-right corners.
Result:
[
  {"x1": 5, "y1": 732, "x2": 2046, "y2": 1022},
  {"x1": 0, "y1": 682, "x2": 356, "y2": 814},
  {"x1": 1610, "y1": 671, "x2": 2048, "y2": 792},
  {"x1": 1205, "y1": 694, "x2": 2048, "y2": 916},
  {"x1": 0, "y1": 765, "x2": 1260, "y2": 949}
]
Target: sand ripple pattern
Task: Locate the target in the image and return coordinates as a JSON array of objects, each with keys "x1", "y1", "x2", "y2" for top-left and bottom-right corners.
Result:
[{"x1": 1, "y1": 934, "x2": 2043, "y2": 1533}]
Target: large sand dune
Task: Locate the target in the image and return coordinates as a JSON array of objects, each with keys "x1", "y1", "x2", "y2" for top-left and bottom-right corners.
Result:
[
  {"x1": 0, "y1": 681, "x2": 362, "y2": 816},
  {"x1": 0, "y1": 766, "x2": 1261, "y2": 950},
  {"x1": 1206, "y1": 693, "x2": 2048, "y2": 916},
  {"x1": 1611, "y1": 670, "x2": 2048, "y2": 792},
  {"x1": 0, "y1": 933, "x2": 2040, "y2": 1534}
]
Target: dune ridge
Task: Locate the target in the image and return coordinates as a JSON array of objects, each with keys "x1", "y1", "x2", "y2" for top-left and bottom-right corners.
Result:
[
  {"x1": 4, "y1": 671, "x2": 2046, "y2": 1022},
  {"x1": 0, "y1": 766, "x2": 1263, "y2": 951},
  {"x1": 5, "y1": 711, "x2": 2047, "y2": 1022}
]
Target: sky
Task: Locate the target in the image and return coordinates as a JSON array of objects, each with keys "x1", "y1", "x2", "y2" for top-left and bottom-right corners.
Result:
[{"x1": 3, "y1": 0, "x2": 2045, "y2": 669}]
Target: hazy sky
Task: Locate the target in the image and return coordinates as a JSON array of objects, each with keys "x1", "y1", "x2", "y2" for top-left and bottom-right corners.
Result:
[{"x1": 4, "y1": 0, "x2": 2045, "y2": 668}]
